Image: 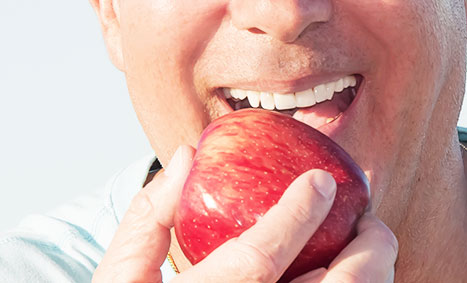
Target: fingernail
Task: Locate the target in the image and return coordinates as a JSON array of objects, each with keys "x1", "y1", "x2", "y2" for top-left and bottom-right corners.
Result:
[
  {"x1": 164, "y1": 146, "x2": 186, "y2": 177},
  {"x1": 309, "y1": 169, "x2": 336, "y2": 199}
]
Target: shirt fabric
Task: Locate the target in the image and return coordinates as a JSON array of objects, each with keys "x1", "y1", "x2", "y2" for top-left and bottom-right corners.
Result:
[
  {"x1": 0, "y1": 153, "x2": 176, "y2": 283},
  {"x1": 1, "y1": 126, "x2": 466, "y2": 282}
]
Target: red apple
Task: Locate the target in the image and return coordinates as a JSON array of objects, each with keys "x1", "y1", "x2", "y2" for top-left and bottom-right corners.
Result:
[{"x1": 174, "y1": 108, "x2": 370, "y2": 282}]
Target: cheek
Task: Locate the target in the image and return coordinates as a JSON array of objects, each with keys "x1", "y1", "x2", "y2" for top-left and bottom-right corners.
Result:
[
  {"x1": 344, "y1": 0, "x2": 446, "y2": 126},
  {"x1": 119, "y1": 0, "x2": 228, "y2": 156},
  {"x1": 120, "y1": 0, "x2": 227, "y2": 91},
  {"x1": 347, "y1": 0, "x2": 442, "y2": 63},
  {"x1": 335, "y1": 0, "x2": 451, "y2": 203}
]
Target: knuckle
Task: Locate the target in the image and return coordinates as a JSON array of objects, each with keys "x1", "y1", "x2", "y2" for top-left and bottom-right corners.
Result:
[
  {"x1": 276, "y1": 202, "x2": 319, "y2": 229},
  {"x1": 362, "y1": 216, "x2": 399, "y2": 260},
  {"x1": 372, "y1": 225, "x2": 399, "y2": 259},
  {"x1": 227, "y1": 239, "x2": 281, "y2": 283},
  {"x1": 326, "y1": 270, "x2": 371, "y2": 283},
  {"x1": 127, "y1": 190, "x2": 154, "y2": 218}
]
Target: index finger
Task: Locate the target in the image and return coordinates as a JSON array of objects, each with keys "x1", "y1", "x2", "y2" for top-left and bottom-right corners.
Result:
[{"x1": 93, "y1": 145, "x2": 195, "y2": 282}]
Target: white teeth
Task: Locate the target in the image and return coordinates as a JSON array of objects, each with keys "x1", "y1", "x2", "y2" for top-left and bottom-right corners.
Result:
[
  {"x1": 224, "y1": 75, "x2": 358, "y2": 110},
  {"x1": 314, "y1": 84, "x2": 328, "y2": 103},
  {"x1": 324, "y1": 82, "x2": 336, "y2": 100},
  {"x1": 223, "y1": 88, "x2": 232, "y2": 99},
  {"x1": 335, "y1": 78, "x2": 344, "y2": 93},
  {"x1": 344, "y1": 75, "x2": 357, "y2": 88},
  {"x1": 231, "y1": 89, "x2": 247, "y2": 100},
  {"x1": 246, "y1": 90, "x2": 260, "y2": 108},
  {"x1": 273, "y1": 93, "x2": 296, "y2": 110},
  {"x1": 295, "y1": 88, "x2": 316, "y2": 107},
  {"x1": 260, "y1": 92, "x2": 275, "y2": 110}
]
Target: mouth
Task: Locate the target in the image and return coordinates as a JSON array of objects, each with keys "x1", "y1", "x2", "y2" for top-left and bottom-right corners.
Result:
[{"x1": 216, "y1": 74, "x2": 364, "y2": 134}]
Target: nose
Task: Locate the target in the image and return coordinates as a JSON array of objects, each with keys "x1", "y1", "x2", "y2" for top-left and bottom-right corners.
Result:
[{"x1": 229, "y1": 0, "x2": 332, "y2": 43}]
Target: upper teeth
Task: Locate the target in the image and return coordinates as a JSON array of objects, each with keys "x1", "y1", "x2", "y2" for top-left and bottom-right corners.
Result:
[{"x1": 223, "y1": 75, "x2": 357, "y2": 110}]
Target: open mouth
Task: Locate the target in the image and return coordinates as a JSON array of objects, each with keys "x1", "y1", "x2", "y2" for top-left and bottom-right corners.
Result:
[{"x1": 218, "y1": 74, "x2": 363, "y2": 130}]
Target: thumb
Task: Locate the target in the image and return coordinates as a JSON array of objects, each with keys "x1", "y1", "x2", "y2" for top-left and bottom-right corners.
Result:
[
  {"x1": 93, "y1": 145, "x2": 195, "y2": 283},
  {"x1": 174, "y1": 169, "x2": 336, "y2": 283}
]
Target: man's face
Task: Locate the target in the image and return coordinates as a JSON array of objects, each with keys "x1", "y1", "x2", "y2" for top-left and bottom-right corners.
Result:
[{"x1": 117, "y1": 1, "x2": 466, "y2": 221}]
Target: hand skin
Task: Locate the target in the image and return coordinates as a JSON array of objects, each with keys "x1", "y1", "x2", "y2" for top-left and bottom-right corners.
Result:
[{"x1": 92, "y1": 145, "x2": 398, "y2": 283}]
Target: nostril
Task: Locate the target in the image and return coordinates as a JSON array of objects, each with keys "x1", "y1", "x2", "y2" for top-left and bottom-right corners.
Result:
[{"x1": 247, "y1": 27, "x2": 266, "y2": 35}]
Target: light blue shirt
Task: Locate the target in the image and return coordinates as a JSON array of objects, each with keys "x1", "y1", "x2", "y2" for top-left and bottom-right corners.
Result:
[{"x1": 0, "y1": 154, "x2": 177, "y2": 282}]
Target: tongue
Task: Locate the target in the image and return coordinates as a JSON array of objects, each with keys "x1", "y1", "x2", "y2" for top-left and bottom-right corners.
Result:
[{"x1": 292, "y1": 88, "x2": 354, "y2": 129}]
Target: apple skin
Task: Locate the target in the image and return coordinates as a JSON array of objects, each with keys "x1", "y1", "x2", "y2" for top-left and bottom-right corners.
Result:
[{"x1": 174, "y1": 109, "x2": 370, "y2": 282}]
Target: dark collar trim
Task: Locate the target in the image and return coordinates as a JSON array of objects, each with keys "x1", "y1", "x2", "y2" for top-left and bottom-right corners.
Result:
[
  {"x1": 148, "y1": 158, "x2": 163, "y2": 173},
  {"x1": 459, "y1": 126, "x2": 467, "y2": 143}
]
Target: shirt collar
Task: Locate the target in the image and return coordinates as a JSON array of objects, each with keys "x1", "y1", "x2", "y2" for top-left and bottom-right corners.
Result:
[{"x1": 111, "y1": 153, "x2": 158, "y2": 223}]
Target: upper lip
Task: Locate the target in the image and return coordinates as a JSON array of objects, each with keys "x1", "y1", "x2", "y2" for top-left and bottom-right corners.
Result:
[{"x1": 218, "y1": 72, "x2": 361, "y2": 94}]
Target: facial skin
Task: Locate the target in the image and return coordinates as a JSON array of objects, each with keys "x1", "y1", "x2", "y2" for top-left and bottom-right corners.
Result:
[{"x1": 91, "y1": 0, "x2": 467, "y2": 281}]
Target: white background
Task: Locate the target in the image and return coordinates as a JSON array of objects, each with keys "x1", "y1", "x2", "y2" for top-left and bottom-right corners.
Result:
[
  {"x1": 0, "y1": 0, "x2": 152, "y2": 231},
  {"x1": 1, "y1": 1, "x2": 466, "y2": 231}
]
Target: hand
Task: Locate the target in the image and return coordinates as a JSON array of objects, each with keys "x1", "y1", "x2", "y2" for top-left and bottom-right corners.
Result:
[
  {"x1": 92, "y1": 145, "x2": 397, "y2": 283},
  {"x1": 290, "y1": 213, "x2": 398, "y2": 283}
]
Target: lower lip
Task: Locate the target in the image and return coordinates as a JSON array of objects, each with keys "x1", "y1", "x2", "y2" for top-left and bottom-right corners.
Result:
[{"x1": 214, "y1": 79, "x2": 365, "y2": 139}]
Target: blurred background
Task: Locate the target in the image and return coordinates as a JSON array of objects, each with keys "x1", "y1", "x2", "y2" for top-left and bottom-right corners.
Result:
[{"x1": 1, "y1": 1, "x2": 466, "y2": 231}]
